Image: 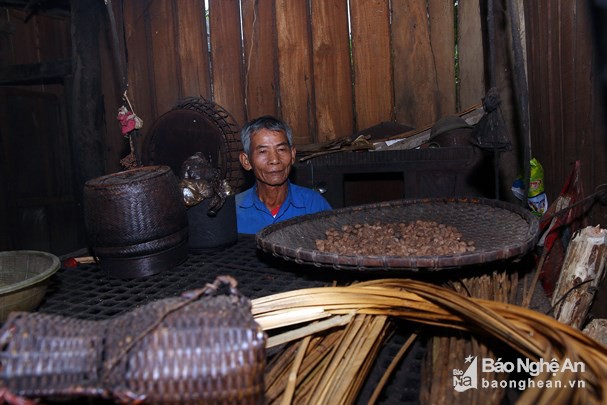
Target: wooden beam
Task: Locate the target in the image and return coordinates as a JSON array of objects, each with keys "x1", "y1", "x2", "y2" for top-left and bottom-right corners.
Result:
[
  {"x1": 0, "y1": 59, "x2": 71, "y2": 84},
  {"x1": 69, "y1": 0, "x2": 106, "y2": 198}
]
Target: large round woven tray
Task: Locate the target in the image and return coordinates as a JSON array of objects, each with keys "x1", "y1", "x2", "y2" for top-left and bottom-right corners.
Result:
[{"x1": 256, "y1": 197, "x2": 539, "y2": 272}]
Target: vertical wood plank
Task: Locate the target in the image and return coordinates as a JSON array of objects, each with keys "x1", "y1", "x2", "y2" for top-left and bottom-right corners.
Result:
[
  {"x1": 276, "y1": 0, "x2": 314, "y2": 144},
  {"x1": 560, "y1": 0, "x2": 578, "y2": 174},
  {"x1": 580, "y1": 0, "x2": 607, "y2": 287},
  {"x1": 457, "y1": 0, "x2": 484, "y2": 109},
  {"x1": 37, "y1": 15, "x2": 71, "y2": 61},
  {"x1": 175, "y1": 0, "x2": 211, "y2": 99},
  {"x1": 526, "y1": 0, "x2": 559, "y2": 201},
  {"x1": 576, "y1": 0, "x2": 606, "y2": 218},
  {"x1": 392, "y1": 0, "x2": 440, "y2": 127},
  {"x1": 70, "y1": 0, "x2": 105, "y2": 188},
  {"x1": 242, "y1": 0, "x2": 279, "y2": 121},
  {"x1": 524, "y1": 0, "x2": 545, "y2": 160},
  {"x1": 525, "y1": 0, "x2": 607, "y2": 224},
  {"x1": 492, "y1": 0, "x2": 518, "y2": 198},
  {"x1": 147, "y1": 0, "x2": 180, "y2": 115},
  {"x1": 100, "y1": 0, "x2": 127, "y2": 173},
  {"x1": 209, "y1": 0, "x2": 246, "y2": 126},
  {"x1": 124, "y1": 0, "x2": 155, "y2": 133},
  {"x1": 428, "y1": 0, "x2": 456, "y2": 116},
  {"x1": 0, "y1": 9, "x2": 13, "y2": 67},
  {"x1": 547, "y1": 0, "x2": 562, "y2": 189},
  {"x1": 310, "y1": 0, "x2": 353, "y2": 141},
  {"x1": 349, "y1": 0, "x2": 392, "y2": 131},
  {"x1": 530, "y1": 0, "x2": 560, "y2": 198},
  {"x1": 9, "y1": 10, "x2": 39, "y2": 64}
]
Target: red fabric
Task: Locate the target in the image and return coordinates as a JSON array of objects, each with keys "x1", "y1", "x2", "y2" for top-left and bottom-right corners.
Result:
[
  {"x1": 270, "y1": 206, "x2": 280, "y2": 216},
  {"x1": 538, "y1": 161, "x2": 586, "y2": 296},
  {"x1": 117, "y1": 106, "x2": 140, "y2": 136},
  {"x1": 62, "y1": 257, "x2": 78, "y2": 268}
]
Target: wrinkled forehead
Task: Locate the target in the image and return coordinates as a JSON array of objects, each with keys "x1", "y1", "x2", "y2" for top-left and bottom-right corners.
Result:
[{"x1": 250, "y1": 128, "x2": 290, "y2": 147}]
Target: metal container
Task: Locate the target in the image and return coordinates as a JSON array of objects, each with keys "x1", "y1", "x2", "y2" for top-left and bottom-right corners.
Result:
[{"x1": 187, "y1": 194, "x2": 238, "y2": 252}]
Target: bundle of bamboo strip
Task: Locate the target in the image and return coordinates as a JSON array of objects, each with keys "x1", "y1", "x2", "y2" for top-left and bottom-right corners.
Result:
[
  {"x1": 252, "y1": 278, "x2": 607, "y2": 404},
  {"x1": 421, "y1": 269, "x2": 519, "y2": 404}
]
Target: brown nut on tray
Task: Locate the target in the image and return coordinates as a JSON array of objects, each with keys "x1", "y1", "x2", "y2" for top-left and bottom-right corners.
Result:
[{"x1": 315, "y1": 220, "x2": 476, "y2": 257}]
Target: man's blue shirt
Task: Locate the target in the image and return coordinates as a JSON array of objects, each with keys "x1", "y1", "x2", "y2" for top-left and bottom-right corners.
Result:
[{"x1": 236, "y1": 181, "x2": 332, "y2": 234}]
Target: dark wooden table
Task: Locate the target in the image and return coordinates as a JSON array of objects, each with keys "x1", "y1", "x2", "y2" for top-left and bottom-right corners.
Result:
[{"x1": 38, "y1": 234, "x2": 424, "y2": 404}]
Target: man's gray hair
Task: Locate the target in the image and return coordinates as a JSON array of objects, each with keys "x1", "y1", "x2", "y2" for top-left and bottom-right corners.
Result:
[{"x1": 240, "y1": 115, "x2": 293, "y2": 155}]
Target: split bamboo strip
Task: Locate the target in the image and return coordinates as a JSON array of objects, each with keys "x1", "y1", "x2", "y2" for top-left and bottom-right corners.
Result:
[
  {"x1": 266, "y1": 313, "x2": 354, "y2": 348},
  {"x1": 424, "y1": 270, "x2": 515, "y2": 404},
  {"x1": 368, "y1": 332, "x2": 418, "y2": 405},
  {"x1": 291, "y1": 333, "x2": 342, "y2": 402},
  {"x1": 281, "y1": 335, "x2": 310, "y2": 405},
  {"x1": 343, "y1": 318, "x2": 391, "y2": 404},
  {"x1": 266, "y1": 331, "x2": 345, "y2": 403},
  {"x1": 256, "y1": 306, "x2": 331, "y2": 330},
  {"x1": 292, "y1": 330, "x2": 345, "y2": 403},
  {"x1": 308, "y1": 315, "x2": 370, "y2": 403},
  {"x1": 267, "y1": 329, "x2": 350, "y2": 403},
  {"x1": 253, "y1": 278, "x2": 607, "y2": 404},
  {"x1": 321, "y1": 315, "x2": 389, "y2": 403}
]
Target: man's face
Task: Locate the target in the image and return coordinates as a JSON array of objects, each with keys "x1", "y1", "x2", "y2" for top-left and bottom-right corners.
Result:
[{"x1": 239, "y1": 128, "x2": 296, "y2": 187}]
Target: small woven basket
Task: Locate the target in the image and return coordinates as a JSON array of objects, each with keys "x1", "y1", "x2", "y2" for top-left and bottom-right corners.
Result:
[{"x1": 0, "y1": 276, "x2": 267, "y2": 404}]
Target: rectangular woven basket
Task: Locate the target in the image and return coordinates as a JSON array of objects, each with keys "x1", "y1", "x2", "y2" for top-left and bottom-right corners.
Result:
[{"x1": 0, "y1": 276, "x2": 267, "y2": 404}]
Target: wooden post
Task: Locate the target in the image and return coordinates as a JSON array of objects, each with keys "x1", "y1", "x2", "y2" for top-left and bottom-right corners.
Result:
[
  {"x1": 551, "y1": 226, "x2": 607, "y2": 329},
  {"x1": 70, "y1": 0, "x2": 106, "y2": 194}
]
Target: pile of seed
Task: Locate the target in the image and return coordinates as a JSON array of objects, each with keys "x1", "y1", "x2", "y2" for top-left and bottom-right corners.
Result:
[{"x1": 314, "y1": 220, "x2": 476, "y2": 256}]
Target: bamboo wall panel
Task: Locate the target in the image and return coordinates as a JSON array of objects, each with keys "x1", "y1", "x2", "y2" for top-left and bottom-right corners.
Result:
[
  {"x1": 392, "y1": 0, "x2": 440, "y2": 128},
  {"x1": 242, "y1": 0, "x2": 279, "y2": 120},
  {"x1": 209, "y1": 0, "x2": 246, "y2": 126},
  {"x1": 310, "y1": 0, "x2": 353, "y2": 142},
  {"x1": 349, "y1": 0, "x2": 393, "y2": 131},
  {"x1": 457, "y1": 0, "x2": 484, "y2": 109},
  {"x1": 276, "y1": 0, "x2": 314, "y2": 145}
]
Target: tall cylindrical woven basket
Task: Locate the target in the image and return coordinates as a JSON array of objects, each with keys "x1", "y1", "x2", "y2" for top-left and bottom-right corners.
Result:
[{"x1": 84, "y1": 165, "x2": 188, "y2": 278}]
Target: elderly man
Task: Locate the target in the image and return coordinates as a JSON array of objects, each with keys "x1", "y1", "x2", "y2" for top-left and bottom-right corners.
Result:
[{"x1": 236, "y1": 116, "x2": 332, "y2": 234}]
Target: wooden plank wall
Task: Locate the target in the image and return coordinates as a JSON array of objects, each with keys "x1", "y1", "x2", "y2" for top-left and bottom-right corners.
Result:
[
  {"x1": 112, "y1": 0, "x2": 485, "y2": 159},
  {"x1": 0, "y1": 8, "x2": 82, "y2": 254},
  {"x1": 524, "y1": 0, "x2": 607, "y2": 224}
]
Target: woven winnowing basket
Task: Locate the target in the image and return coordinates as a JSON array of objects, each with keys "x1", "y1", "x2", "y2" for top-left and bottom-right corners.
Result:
[{"x1": 0, "y1": 276, "x2": 267, "y2": 404}]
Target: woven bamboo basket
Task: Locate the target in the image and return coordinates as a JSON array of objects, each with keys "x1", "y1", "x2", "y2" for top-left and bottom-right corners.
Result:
[
  {"x1": 83, "y1": 165, "x2": 189, "y2": 278},
  {"x1": 257, "y1": 197, "x2": 539, "y2": 272},
  {"x1": 0, "y1": 276, "x2": 267, "y2": 404}
]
